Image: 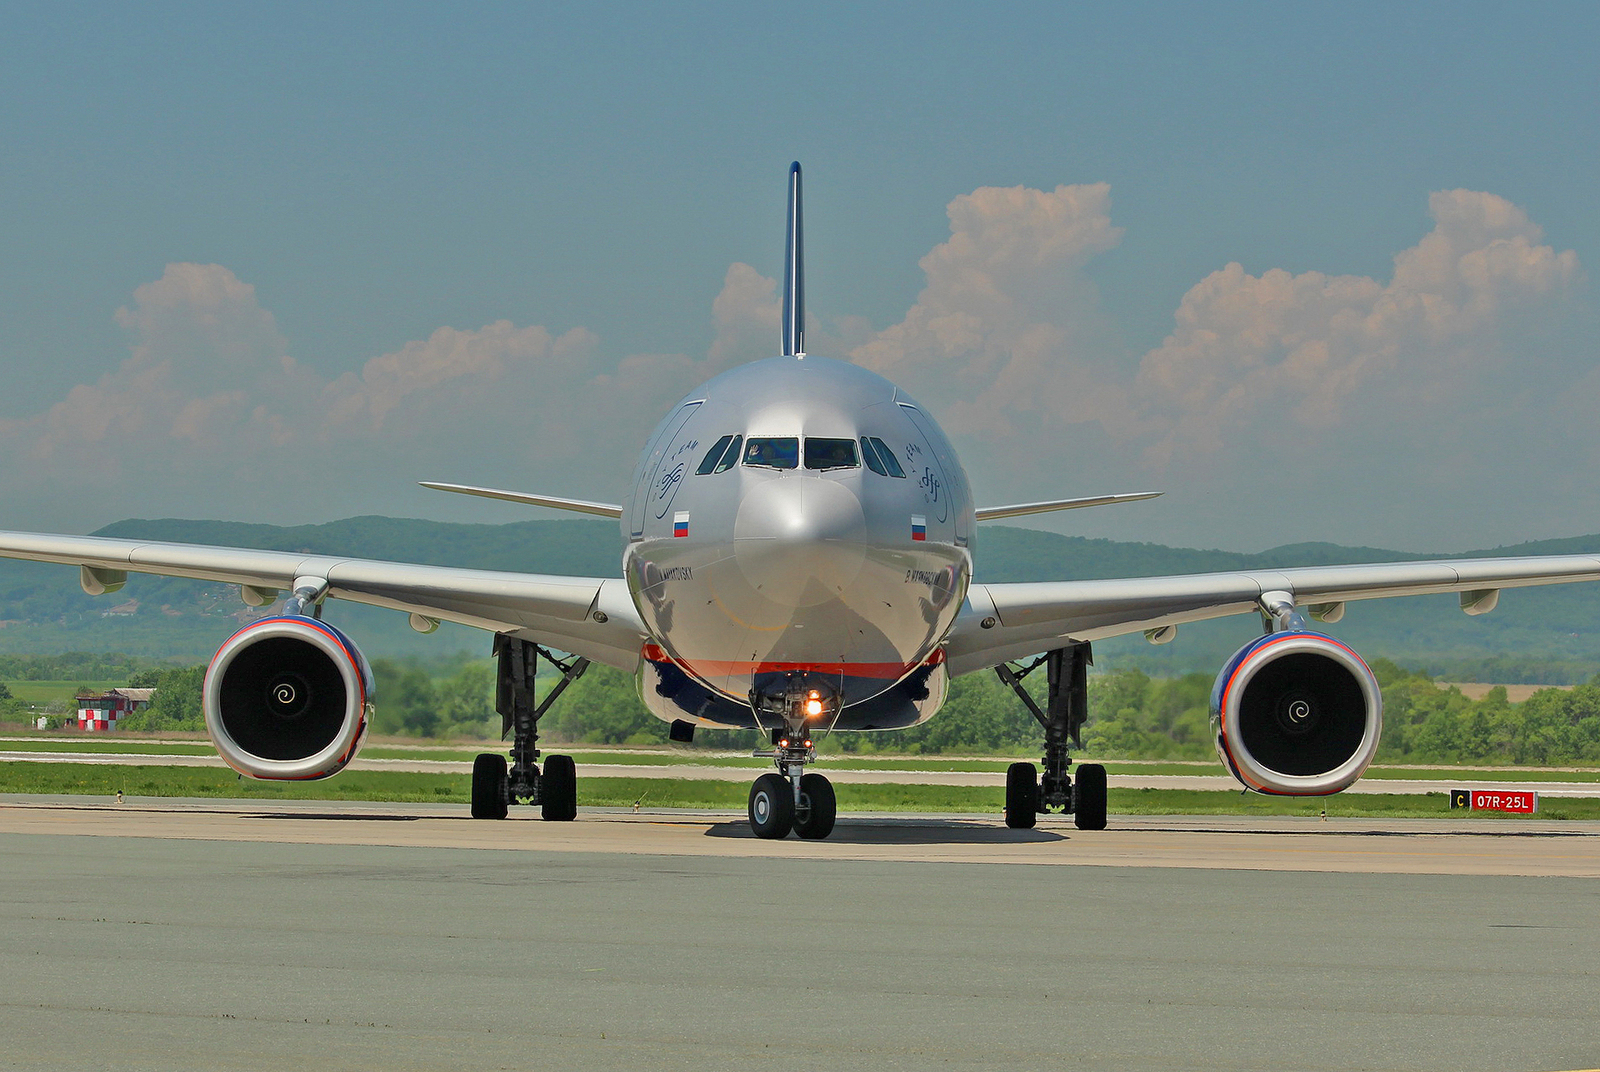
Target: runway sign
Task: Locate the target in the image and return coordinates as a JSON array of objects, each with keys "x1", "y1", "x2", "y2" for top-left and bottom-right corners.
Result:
[{"x1": 1450, "y1": 788, "x2": 1538, "y2": 813}]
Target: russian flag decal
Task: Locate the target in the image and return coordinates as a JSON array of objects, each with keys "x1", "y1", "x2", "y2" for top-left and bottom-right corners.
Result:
[
  {"x1": 673, "y1": 511, "x2": 690, "y2": 537},
  {"x1": 911, "y1": 515, "x2": 926, "y2": 541}
]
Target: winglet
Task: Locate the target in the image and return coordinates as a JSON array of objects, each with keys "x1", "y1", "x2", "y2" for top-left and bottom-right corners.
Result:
[{"x1": 782, "y1": 161, "x2": 805, "y2": 358}]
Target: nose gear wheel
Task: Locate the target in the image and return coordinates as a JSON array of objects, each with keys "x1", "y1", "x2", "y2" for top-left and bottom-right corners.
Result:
[{"x1": 748, "y1": 773, "x2": 794, "y2": 838}]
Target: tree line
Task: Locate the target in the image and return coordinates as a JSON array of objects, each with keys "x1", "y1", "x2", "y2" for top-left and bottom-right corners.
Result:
[{"x1": 42, "y1": 652, "x2": 1588, "y2": 767}]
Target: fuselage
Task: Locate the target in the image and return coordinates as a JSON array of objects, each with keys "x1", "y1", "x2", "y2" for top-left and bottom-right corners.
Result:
[{"x1": 621, "y1": 355, "x2": 974, "y2": 730}]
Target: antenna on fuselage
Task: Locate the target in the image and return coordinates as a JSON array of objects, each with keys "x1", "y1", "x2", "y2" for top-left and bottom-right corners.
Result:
[{"x1": 783, "y1": 161, "x2": 805, "y2": 358}]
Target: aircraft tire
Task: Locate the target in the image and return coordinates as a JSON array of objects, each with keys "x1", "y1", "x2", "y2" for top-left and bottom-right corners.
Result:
[
  {"x1": 541, "y1": 754, "x2": 578, "y2": 822},
  {"x1": 471, "y1": 753, "x2": 509, "y2": 820},
  {"x1": 748, "y1": 773, "x2": 794, "y2": 839},
  {"x1": 794, "y1": 773, "x2": 837, "y2": 839},
  {"x1": 1073, "y1": 763, "x2": 1108, "y2": 830},
  {"x1": 1005, "y1": 762, "x2": 1038, "y2": 829}
]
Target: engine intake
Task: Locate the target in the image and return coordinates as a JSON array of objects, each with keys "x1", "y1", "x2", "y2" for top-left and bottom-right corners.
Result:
[
  {"x1": 1210, "y1": 631, "x2": 1382, "y2": 795},
  {"x1": 203, "y1": 616, "x2": 373, "y2": 780}
]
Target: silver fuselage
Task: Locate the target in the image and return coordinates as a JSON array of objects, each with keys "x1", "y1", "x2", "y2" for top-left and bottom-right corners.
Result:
[{"x1": 621, "y1": 355, "x2": 974, "y2": 730}]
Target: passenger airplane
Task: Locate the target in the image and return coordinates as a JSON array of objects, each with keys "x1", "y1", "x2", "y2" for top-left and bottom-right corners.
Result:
[{"x1": 5, "y1": 163, "x2": 1600, "y2": 839}]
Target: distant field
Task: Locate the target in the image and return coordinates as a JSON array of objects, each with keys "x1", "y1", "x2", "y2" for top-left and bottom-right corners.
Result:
[
  {"x1": 4, "y1": 681, "x2": 125, "y2": 706},
  {"x1": 1438, "y1": 682, "x2": 1576, "y2": 702},
  {"x1": 3, "y1": 762, "x2": 1599, "y2": 820}
]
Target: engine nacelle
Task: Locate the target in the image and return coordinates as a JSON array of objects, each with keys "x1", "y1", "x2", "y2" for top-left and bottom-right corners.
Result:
[
  {"x1": 1210, "y1": 631, "x2": 1382, "y2": 795},
  {"x1": 203, "y1": 616, "x2": 373, "y2": 780}
]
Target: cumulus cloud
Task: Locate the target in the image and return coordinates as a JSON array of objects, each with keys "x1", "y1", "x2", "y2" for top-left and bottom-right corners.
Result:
[
  {"x1": 0, "y1": 261, "x2": 783, "y2": 530},
  {"x1": 1134, "y1": 190, "x2": 1583, "y2": 469},
  {"x1": 852, "y1": 183, "x2": 1130, "y2": 441},
  {"x1": 0, "y1": 185, "x2": 1588, "y2": 550},
  {"x1": 846, "y1": 185, "x2": 1588, "y2": 548}
]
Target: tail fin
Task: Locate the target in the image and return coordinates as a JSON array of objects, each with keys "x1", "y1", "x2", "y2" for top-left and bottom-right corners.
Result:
[{"x1": 782, "y1": 161, "x2": 805, "y2": 357}]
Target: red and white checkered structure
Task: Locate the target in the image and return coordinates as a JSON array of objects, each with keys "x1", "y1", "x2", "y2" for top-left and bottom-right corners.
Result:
[{"x1": 75, "y1": 688, "x2": 156, "y2": 732}]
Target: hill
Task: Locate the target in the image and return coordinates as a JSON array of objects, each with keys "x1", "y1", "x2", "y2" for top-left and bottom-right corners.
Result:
[{"x1": 0, "y1": 516, "x2": 1595, "y2": 680}]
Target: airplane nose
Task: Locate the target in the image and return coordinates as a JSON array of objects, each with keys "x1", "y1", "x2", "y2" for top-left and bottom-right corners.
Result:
[{"x1": 734, "y1": 478, "x2": 867, "y2": 608}]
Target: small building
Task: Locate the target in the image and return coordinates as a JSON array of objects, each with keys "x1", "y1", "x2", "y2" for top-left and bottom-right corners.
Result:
[{"x1": 76, "y1": 688, "x2": 156, "y2": 732}]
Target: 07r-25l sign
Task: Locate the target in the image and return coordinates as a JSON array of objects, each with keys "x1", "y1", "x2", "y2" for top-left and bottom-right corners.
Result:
[{"x1": 1450, "y1": 789, "x2": 1538, "y2": 813}]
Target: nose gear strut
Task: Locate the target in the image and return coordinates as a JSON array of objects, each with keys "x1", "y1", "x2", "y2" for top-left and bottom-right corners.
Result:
[{"x1": 746, "y1": 674, "x2": 839, "y2": 839}]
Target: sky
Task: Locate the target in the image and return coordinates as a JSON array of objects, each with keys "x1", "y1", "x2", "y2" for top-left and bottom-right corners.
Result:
[{"x1": 2, "y1": 1, "x2": 1597, "y2": 554}]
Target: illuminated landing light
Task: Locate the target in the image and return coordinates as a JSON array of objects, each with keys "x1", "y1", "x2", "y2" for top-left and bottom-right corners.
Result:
[{"x1": 805, "y1": 699, "x2": 824, "y2": 717}]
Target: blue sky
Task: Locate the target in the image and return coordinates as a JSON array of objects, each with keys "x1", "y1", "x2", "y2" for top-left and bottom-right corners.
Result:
[{"x1": 2, "y1": 2, "x2": 1596, "y2": 552}]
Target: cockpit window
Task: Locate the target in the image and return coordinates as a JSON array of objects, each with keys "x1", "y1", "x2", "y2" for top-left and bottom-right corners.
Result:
[
  {"x1": 713, "y1": 435, "x2": 742, "y2": 473},
  {"x1": 860, "y1": 437, "x2": 887, "y2": 476},
  {"x1": 696, "y1": 435, "x2": 735, "y2": 475},
  {"x1": 743, "y1": 437, "x2": 799, "y2": 469},
  {"x1": 804, "y1": 438, "x2": 859, "y2": 471},
  {"x1": 866, "y1": 437, "x2": 906, "y2": 478}
]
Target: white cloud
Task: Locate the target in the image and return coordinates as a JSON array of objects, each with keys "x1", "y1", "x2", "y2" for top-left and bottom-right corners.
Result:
[
  {"x1": 1135, "y1": 190, "x2": 1582, "y2": 467},
  {"x1": 1, "y1": 187, "x2": 1589, "y2": 552},
  {"x1": 852, "y1": 183, "x2": 1129, "y2": 441},
  {"x1": 0, "y1": 262, "x2": 782, "y2": 530},
  {"x1": 847, "y1": 186, "x2": 1588, "y2": 548}
]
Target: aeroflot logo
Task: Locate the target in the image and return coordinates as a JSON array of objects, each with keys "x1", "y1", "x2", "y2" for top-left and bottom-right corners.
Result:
[{"x1": 655, "y1": 463, "x2": 685, "y2": 501}]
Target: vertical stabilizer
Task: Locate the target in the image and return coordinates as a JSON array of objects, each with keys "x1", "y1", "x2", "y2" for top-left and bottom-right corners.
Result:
[{"x1": 782, "y1": 161, "x2": 804, "y2": 357}]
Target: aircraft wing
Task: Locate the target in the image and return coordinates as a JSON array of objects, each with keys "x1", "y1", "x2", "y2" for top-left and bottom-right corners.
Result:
[
  {"x1": 945, "y1": 554, "x2": 1600, "y2": 676},
  {"x1": 0, "y1": 530, "x2": 645, "y2": 671}
]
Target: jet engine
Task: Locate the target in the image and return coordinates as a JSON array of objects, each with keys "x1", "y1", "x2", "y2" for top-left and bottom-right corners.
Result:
[
  {"x1": 203, "y1": 616, "x2": 373, "y2": 780},
  {"x1": 1210, "y1": 631, "x2": 1382, "y2": 795}
]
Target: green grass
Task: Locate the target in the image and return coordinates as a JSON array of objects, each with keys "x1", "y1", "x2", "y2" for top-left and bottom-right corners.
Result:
[
  {"x1": 1105, "y1": 788, "x2": 1600, "y2": 820},
  {"x1": 5, "y1": 680, "x2": 126, "y2": 705},
  {"x1": 1361, "y1": 766, "x2": 1600, "y2": 783},
  {"x1": 0, "y1": 739, "x2": 217, "y2": 755},
  {"x1": 4, "y1": 739, "x2": 1600, "y2": 783},
  {"x1": 4, "y1": 762, "x2": 1598, "y2": 819}
]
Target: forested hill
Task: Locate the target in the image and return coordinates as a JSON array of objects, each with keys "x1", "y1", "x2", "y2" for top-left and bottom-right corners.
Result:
[{"x1": 0, "y1": 516, "x2": 1597, "y2": 680}]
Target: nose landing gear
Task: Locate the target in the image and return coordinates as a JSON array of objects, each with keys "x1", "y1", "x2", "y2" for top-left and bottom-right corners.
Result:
[{"x1": 746, "y1": 678, "x2": 839, "y2": 839}]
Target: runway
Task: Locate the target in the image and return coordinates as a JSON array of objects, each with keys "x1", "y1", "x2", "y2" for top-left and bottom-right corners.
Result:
[
  {"x1": 2, "y1": 796, "x2": 1598, "y2": 875},
  {"x1": 2, "y1": 797, "x2": 1598, "y2": 1072}
]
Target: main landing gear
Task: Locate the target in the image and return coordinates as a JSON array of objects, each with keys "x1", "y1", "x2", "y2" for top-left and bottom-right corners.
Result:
[
  {"x1": 745, "y1": 677, "x2": 838, "y2": 840},
  {"x1": 996, "y1": 643, "x2": 1107, "y2": 831},
  {"x1": 470, "y1": 635, "x2": 589, "y2": 822}
]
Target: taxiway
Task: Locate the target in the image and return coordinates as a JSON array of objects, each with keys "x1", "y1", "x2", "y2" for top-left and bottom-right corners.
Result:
[{"x1": 2, "y1": 796, "x2": 1597, "y2": 1072}]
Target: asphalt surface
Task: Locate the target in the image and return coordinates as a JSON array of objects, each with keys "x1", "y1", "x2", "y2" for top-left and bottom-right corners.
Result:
[{"x1": 3, "y1": 798, "x2": 1599, "y2": 1072}]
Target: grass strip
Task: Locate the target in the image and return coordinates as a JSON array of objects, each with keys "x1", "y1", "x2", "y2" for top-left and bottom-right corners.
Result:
[
  {"x1": 0, "y1": 739, "x2": 218, "y2": 755},
  {"x1": 6, "y1": 740, "x2": 1599, "y2": 784},
  {"x1": 4, "y1": 681, "x2": 126, "y2": 704},
  {"x1": 4, "y1": 762, "x2": 1598, "y2": 820}
]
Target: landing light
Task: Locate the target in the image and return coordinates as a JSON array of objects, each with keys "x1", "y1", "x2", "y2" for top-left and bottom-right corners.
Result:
[{"x1": 805, "y1": 699, "x2": 824, "y2": 717}]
